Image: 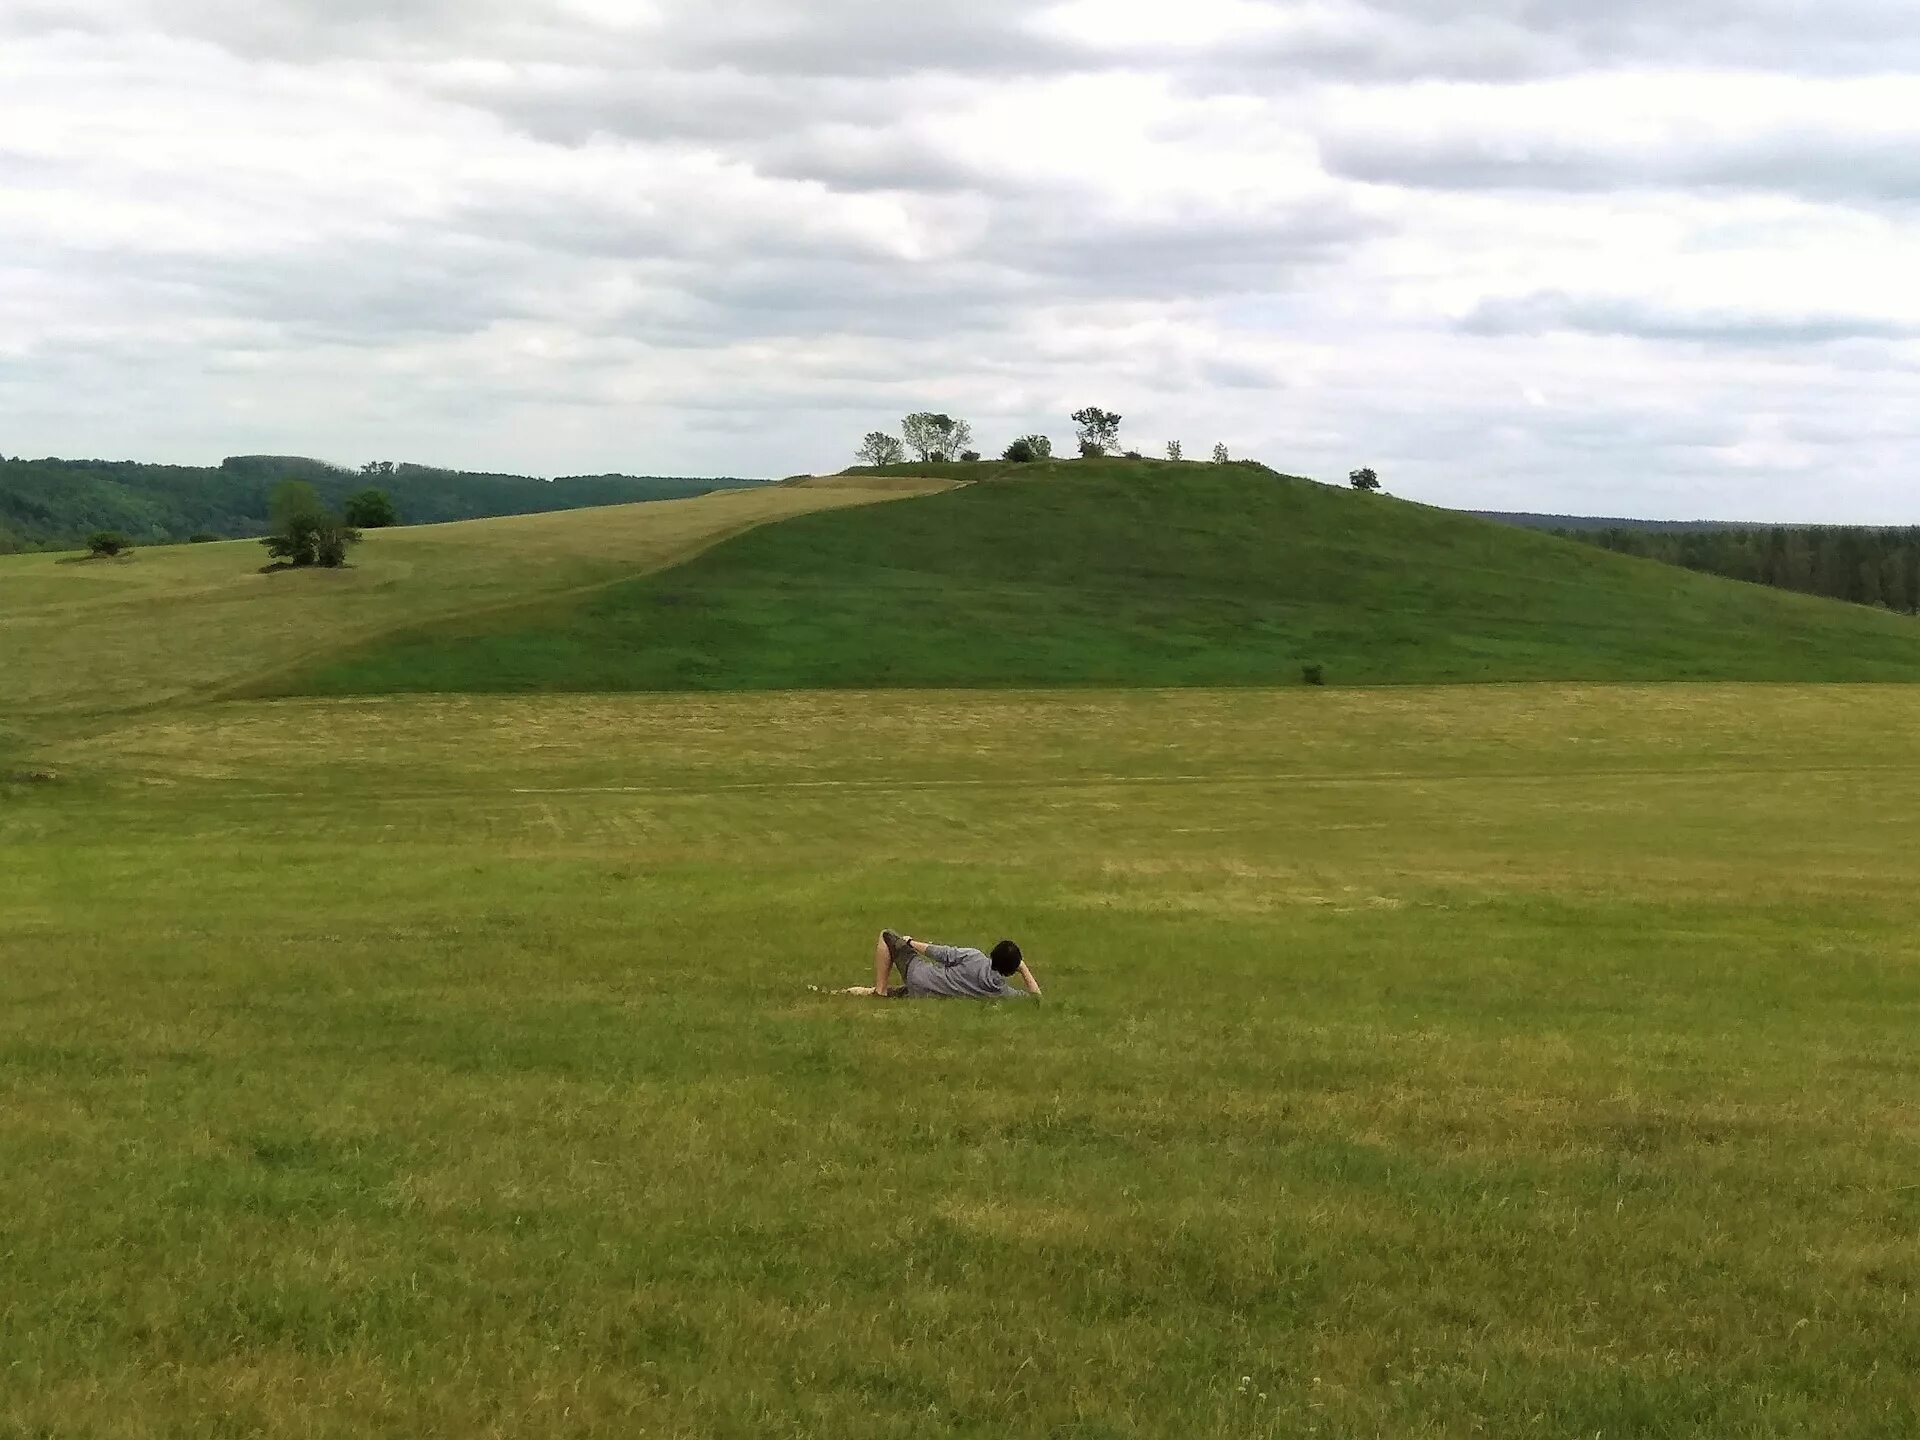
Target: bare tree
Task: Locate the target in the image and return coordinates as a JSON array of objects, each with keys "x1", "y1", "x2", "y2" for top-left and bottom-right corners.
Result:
[
  {"x1": 1071, "y1": 407, "x2": 1122, "y2": 457},
  {"x1": 857, "y1": 432, "x2": 907, "y2": 467}
]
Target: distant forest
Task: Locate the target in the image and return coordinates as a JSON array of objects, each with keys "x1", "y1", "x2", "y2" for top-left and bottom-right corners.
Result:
[
  {"x1": 0, "y1": 454, "x2": 763, "y2": 551},
  {"x1": 1563, "y1": 525, "x2": 1920, "y2": 613}
]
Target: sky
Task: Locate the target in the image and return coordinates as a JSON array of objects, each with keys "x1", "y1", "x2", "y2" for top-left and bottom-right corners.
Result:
[{"x1": 2, "y1": 2, "x2": 1917, "y2": 519}]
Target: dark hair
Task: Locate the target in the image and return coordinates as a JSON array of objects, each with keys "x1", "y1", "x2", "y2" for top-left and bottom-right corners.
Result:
[{"x1": 989, "y1": 940, "x2": 1022, "y2": 976}]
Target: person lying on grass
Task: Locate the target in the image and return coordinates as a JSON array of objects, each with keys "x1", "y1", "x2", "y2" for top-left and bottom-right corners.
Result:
[{"x1": 825, "y1": 930, "x2": 1042, "y2": 1000}]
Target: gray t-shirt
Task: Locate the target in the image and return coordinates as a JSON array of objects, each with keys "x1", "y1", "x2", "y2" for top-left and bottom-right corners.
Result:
[{"x1": 904, "y1": 945, "x2": 1031, "y2": 1000}]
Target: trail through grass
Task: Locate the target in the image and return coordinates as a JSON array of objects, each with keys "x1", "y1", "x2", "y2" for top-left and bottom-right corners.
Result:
[{"x1": 4, "y1": 685, "x2": 1917, "y2": 1437}]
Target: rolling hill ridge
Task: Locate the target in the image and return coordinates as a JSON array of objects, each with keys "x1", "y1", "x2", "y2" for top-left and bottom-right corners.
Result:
[{"x1": 282, "y1": 458, "x2": 1920, "y2": 695}]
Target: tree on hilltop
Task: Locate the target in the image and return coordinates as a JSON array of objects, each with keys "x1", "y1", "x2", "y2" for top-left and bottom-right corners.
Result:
[
  {"x1": 902, "y1": 413, "x2": 972, "y2": 463},
  {"x1": 857, "y1": 432, "x2": 907, "y2": 467},
  {"x1": 1166, "y1": 441, "x2": 1183, "y2": 462},
  {"x1": 1212, "y1": 442, "x2": 1229, "y2": 465},
  {"x1": 1349, "y1": 467, "x2": 1381, "y2": 493},
  {"x1": 360, "y1": 460, "x2": 396, "y2": 479},
  {"x1": 1071, "y1": 407, "x2": 1122, "y2": 458},
  {"x1": 1003, "y1": 434, "x2": 1053, "y2": 463}
]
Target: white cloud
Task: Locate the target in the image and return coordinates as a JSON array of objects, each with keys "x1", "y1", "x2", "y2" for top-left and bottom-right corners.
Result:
[{"x1": 2, "y1": 1, "x2": 1918, "y2": 517}]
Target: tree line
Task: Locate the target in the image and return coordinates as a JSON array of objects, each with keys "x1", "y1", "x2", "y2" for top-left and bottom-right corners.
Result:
[
  {"x1": 854, "y1": 411, "x2": 1386, "y2": 492},
  {"x1": 856, "y1": 409, "x2": 1242, "y2": 468},
  {"x1": 1564, "y1": 524, "x2": 1920, "y2": 612},
  {"x1": 0, "y1": 453, "x2": 761, "y2": 552}
]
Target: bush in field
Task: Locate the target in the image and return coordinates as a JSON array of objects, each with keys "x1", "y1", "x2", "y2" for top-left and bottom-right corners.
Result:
[
  {"x1": 86, "y1": 531, "x2": 130, "y2": 558},
  {"x1": 1302, "y1": 663, "x2": 1326, "y2": 686},
  {"x1": 1003, "y1": 434, "x2": 1052, "y2": 463},
  {"x1": 1349, "y1": 467, "x2": 1381, "y2": 493},
  {"x1": 961, "y1": 450, "x2": 981, "y2": 462},
  {"x1": 262, "y1": 480, "x2": 360, "y2": 570}
]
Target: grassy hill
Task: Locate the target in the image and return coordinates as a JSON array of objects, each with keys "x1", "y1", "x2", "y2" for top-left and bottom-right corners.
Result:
[
  {"x1": 0, "y1": 453, "x2": 764, "y2": 551},
  {"x1": 0, "y1": 476, "x2": 950, "y2": 748},
  {"x1": 283, "y1": 458, "x2": 1920, "y2": 697}
]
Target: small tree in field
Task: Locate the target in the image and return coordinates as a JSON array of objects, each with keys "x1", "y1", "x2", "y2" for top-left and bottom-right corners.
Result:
[
  {"x1": 1166, "y1": 441, "x2": 1183, "y2": 462},
  {"x1": 1071, "y1": 407, "x2": 1122, "y2": 457},
  {"x1": 87, "y1": 531, "x2": 130, "y2": 557},
  {"x1": 343, "y1": 487, "x2": 398, "y2": 527},
  {"x1": 1003, "y1": 434, "x2": 1053, "y2": 463},
  {"x1": 1212, "y1": 443, "x2": 1230, "y2": 465},
  {"x1": 1349, "y1": 467, "x2": 1381, "y2": 493},
  {"x1": 262, "y1": 479, "x2": 360, "y2": 569},
  {"x1": 857, "y1": 432, "x2": 907, "y2": 467}
]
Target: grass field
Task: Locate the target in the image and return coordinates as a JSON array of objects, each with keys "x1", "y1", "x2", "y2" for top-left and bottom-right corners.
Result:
[
  {"x1": 284, "y1": 460, "x2": 1920, "y2": 696},
  {"x1": 5, "y1": 684, "x2": 1918, "y2": 1437},
  {"x1": 0, "y1": 474, "x2": 947, "y2": 741}
]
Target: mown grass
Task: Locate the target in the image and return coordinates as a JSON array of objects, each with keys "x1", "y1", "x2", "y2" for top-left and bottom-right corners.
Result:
[
  {"x1": 288, "y1": 460, "x2": 1920, "y2": 697},
  {"x1": 0, "y1": 475, "x2": 949, "y2": 732},
  {"x1": 4, "y1": 685, "x2": 1918, "y2": 1437}
]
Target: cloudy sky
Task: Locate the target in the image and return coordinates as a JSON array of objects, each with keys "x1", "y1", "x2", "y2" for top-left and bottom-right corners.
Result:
[{"x1": 3, "y1": 1, "x2": 1917, "y2": 518}]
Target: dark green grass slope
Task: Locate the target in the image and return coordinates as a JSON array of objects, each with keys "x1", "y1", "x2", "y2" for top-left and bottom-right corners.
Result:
[{"x1": 289, "y1": 459, "x2": 1920, "y2": 695}]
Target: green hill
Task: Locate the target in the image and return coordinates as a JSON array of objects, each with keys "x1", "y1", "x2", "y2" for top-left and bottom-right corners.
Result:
[
  {"x1": 0, "y1": 453, "x2": 763, "y2": 551},
  {"x1": 284, "y1": 458, "x2": 1920, "y2": 696}
]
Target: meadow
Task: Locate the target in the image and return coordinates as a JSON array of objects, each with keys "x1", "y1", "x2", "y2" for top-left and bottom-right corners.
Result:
[{"x1": 4, "y1": 684, "x2": 1918, "y2": 1438}]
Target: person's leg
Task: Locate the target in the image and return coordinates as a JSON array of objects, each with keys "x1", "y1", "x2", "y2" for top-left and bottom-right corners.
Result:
[{"x1": 874, "y1": 932, "x2": 895, "y2": 993}]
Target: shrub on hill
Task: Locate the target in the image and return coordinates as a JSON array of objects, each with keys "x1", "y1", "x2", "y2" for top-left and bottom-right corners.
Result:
[
  {"x1": 261, "y1": 481, "x2": 360, "y2": 570},
  {"x1": 86, "y1": 531, "x2": 131, "y2": 558},
  {"x1": 1004, "y1": 435, "x2": 1052, "y2": 463}
]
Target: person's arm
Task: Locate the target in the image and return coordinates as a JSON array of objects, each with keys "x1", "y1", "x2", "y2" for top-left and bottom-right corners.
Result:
[
  {"x1": 908, "y1": 938, "x2": 961, "y2": 965},
  {"x1": 1017, "y1": 961, "x2": 1042, "y2": 999}
]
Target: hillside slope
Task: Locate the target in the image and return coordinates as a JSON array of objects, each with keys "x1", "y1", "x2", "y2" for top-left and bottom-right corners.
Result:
[
  {"x1": 0, "y1": 476, "x2": 950, "y2": 740},
  {"x1": 285, "y1": 459, "x2": 1920, "y2": 696},
  {"x1": 0, "y1": 454, "x2": 762, "y2": 550}
]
